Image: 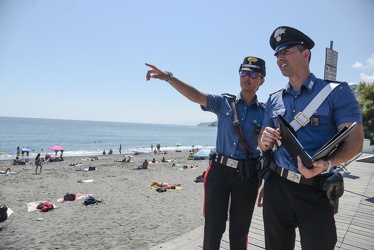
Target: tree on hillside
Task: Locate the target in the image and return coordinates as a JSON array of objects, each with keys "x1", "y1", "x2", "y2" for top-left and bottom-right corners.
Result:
[{"x1": 357, "y1": 82, "x2": 374, "y2": 142}]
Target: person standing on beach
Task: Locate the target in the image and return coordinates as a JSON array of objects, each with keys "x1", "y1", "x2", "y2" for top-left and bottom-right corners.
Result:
[
  {"x1": 146, "y1": 56, "x2": 266, "y2": 250},
  {"x1": 34, "y1": 153, "x2": 43, "y2": 175},
  {"x1": 119, "y1": 144, "x2": 122, "y2": 154},
  {"x1": 257, "y1": 26, "x2": 364, "y2": 250}
]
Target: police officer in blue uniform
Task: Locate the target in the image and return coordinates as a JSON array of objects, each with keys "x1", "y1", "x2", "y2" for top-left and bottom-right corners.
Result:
[
  {"x1": 146, "y1": 56, "x2": 266, "y2": 250},
  {"x1": 257, "y1": 26, "x2": 364, "y2": 250}
]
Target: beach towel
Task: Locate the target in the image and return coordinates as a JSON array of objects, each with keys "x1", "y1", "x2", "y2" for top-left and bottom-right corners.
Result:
[
  {"x1": 27, "y1": 201, "x2": 57, "y2": 212},
  {"x1": 57, "y1": 193, "x2": 91, "y2": 203},
  {"x1": 77, "y1": 179, "x2": 94, "y2": 183},
  {"x1": 75, "y1": 167, "x2": 97, "y2": 171},
  {"x1": 149, "y1": 183, "x2": 182, "y2": 190},
  {"x1": 0, "y1": 171, "x2": 16, "y2": 176}
]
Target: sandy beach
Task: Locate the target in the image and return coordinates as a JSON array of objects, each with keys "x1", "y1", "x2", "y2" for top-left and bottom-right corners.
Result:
[{"x1": 0, "y1": 151, "x2": 206, "y2": 250}]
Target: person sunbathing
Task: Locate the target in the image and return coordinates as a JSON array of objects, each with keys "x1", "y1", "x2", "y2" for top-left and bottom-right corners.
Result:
[
  {"x1": 50, "y1": 156, "x2": 64, "y2": 162},
  {"x1": 115, "y1": 157, "x2": 127, "y2": 162},
  {"x1": 150, "y1": 181, "x2": 181, "y2": 189},
  {"x1": 13, "y1": 157, "x2": 24, "y2": 165},
  {"x1": 0, "y1": 167, "x2": 11, "y2": 174},
  {"x1": 68, "y1": 162, "x2": 82, "y2": 166},
  {"x1": 182, "y1": 164, "x2": 198, "y2": 169}
]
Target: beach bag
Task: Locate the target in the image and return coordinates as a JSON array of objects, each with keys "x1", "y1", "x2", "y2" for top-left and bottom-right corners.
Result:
[
  {"x1": 39, "y1": 202, "x2": 54, "y2": 212},
  {"x1": 88, "y1": 166, "x2": 96, "y2": 171},
  {"x1": 63, "y1": 193, "x2": 76, "y2": 201},
  {"x1": 83, "y1": 196, "x2": 97, "y2": 206},
  {"x1": 156, "y1": 188, "x2": 167, "y2": 193},
  {"x1": 0, "y1": 205, "x2": 8, "y2": 222}
]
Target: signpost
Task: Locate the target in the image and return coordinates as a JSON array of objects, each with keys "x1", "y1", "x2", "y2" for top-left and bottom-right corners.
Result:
[{"x1": 324, "y1": 41, "x2": 338, "y2": 81}]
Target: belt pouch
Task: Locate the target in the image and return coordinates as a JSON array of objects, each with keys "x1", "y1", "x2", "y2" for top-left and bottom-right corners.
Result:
[
  {"x1": 321, "y1": 172, "x2": 344, "y2": 214},
  {"x1": 236, "y1": 161, "x2": 249, "y2": 180}
]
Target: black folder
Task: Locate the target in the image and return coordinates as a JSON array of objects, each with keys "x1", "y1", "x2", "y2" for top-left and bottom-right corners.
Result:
[{"x1": 278, "y1": 115, "x2": 357, "y2": 169}]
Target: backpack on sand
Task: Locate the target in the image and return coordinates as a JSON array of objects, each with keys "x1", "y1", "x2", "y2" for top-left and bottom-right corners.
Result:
[
  {"x1": 0, "y1": 205, "x2": 8, "y2": 222},
  {"x1": 83, "y1": 196, "x2": 98, "y2": 206},
  {"x1": 63, "y1": 193, "x2": 76, "y2": 201}
]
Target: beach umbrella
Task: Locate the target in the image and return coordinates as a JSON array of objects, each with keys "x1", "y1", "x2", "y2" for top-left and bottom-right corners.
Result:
[
  {"x1": 48, "y1": 145, "x2": 64, "y2": 151},
  {"x1": 19, "y1": 147, "x2": 32, "y2": 152}
]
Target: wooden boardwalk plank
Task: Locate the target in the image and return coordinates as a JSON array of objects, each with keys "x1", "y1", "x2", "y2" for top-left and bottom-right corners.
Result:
[{"x1": 150, "y1": 153, "x2": 374, "y2": 250}]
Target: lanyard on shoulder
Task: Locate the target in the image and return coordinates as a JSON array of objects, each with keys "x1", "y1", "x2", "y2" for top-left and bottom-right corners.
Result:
[{"x1": 228, "y1": 98, "x2": 253, "y2": 159}]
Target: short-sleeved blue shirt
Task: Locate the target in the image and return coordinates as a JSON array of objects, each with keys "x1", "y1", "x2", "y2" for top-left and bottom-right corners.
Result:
[
  {"x1": 202, "y1": 93, "x2": 265, "y2": 160},
  {"x1": 262, "y1": 74, "x2": 362, "y2": 172}
]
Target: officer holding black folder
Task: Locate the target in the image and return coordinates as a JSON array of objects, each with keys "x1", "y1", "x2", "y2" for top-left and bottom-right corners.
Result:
[{"x1": 257, "y1": 26, "x2": 364, "y2": 250}]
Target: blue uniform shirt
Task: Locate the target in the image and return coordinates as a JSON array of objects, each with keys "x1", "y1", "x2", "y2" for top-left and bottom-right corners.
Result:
[
  {"x1": 262, "y1": 74, "x2": 362, "y2": 172},
  {"x1": 202, "y1": 93, "x2": 264, "y2": 160}
]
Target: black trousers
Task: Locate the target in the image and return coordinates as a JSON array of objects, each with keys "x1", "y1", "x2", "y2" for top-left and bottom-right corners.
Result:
[
  {"x1": 263, "y1": 173, "x2": 337, "y2": 250},
  {"x1": 203, "y1": 161, "x2": 259, "y2": 250}
]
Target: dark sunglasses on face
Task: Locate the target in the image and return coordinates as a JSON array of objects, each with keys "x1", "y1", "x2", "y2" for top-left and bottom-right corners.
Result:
[{"x1": 239, "y1": 70, "x2": 260, "y2": 79}]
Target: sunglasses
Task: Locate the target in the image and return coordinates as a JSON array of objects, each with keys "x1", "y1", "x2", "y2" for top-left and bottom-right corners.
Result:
[{"x1": 239, "y1": 70, "x2": 260, "y2": 79}]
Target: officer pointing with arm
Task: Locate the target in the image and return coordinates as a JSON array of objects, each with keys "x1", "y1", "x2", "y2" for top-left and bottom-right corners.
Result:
[
  {"x1": 146, "y1": 56, "x2": 266, "y2": 250},
  {"x1": 257, "y1": 26, "x2": 364, "y2": 250}
]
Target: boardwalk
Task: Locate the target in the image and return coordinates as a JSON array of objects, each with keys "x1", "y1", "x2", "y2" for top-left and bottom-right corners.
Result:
[{"x1": 150, "y1": 153, "x2": 374, "y2": 250}]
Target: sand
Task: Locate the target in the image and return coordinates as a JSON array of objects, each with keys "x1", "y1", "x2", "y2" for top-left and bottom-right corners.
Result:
[{"x1": 0, "y1": 151, "x2": 206, "y2": 250}]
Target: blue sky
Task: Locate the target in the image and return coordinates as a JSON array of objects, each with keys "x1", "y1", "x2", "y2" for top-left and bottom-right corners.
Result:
[{"x1": 1, "y1": 0, "x2": 373, "y2": 125}]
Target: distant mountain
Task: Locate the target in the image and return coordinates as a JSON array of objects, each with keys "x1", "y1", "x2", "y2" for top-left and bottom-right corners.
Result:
[{"x1": 197, "y1": 121, "x2": 218, "y2": 127}]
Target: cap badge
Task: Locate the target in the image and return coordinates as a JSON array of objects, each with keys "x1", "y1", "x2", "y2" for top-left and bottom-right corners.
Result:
[
  {"x1": 246, "y1": 57, "x2": 258, "y2": 64},
  {"x1": 274, "y1": 27, "x2": 286, "y2": 42}
]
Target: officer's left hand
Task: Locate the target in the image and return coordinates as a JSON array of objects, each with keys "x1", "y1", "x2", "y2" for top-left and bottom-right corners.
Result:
[{"x1": 297, "y1": 156, "x2": 328, "y2": 179}]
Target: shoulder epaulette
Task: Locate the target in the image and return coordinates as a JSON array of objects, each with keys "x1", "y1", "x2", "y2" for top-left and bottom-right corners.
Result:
[
  {"x1": 325, "y1": 79, "x2": 342, "y2": 83},
  {"x1": 259, "y1": 102, "x2": 266, "y2": 109},
  {"x1": 221, "y1": 93, "x2": 236, "y2": 99},
  {"x1": 325, "y1": 79, "x2": 348, "y2": 86},
  {"x1": 269, "y1": 88, "x2": 283, "y2": 96}
]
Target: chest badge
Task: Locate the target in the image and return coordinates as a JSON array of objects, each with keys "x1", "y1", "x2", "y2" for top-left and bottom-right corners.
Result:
[{"x1": 311, "y1": 117, "x2": 319, "y2": 127}]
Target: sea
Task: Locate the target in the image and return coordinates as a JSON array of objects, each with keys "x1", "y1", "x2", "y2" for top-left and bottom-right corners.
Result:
[{"x1": 0, "y1": 116, "x2": 217, "y2": 160}]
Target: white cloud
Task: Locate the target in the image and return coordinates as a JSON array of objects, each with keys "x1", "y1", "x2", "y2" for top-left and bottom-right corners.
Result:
[
  {"x1": 360, "y1": 73, "x2": 374, "y2": 83},
  {"x1": 352, "y1": 61, "x2": 364, "y2": 69},
  {"x1": 352, "y1": 54, "x2": 374, "y2": 83},
  {"x1": 367, "y1": 54, "x2": 374, "y2": 70},
  {"x1": 352, "y1": 54, "x2": 374, "y2": 70}
]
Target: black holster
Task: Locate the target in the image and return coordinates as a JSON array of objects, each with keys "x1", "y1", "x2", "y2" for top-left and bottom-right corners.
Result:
[
  {"x1": 258, "y1": 150, "x2": 275, "y2": 180},
  {"x1": 321, "y1": 172, "x2": 344, "y2": 214},
  {"x1": 236, "y1": 158, "x2": 261, "y2": 180}
]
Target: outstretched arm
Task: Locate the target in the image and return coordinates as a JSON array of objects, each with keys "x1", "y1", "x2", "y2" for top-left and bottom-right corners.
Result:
[{"x1": 145, "y1": 63, "x2": 207, "y2": 107}]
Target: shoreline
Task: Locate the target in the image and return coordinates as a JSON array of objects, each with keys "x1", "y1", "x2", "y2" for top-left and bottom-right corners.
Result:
[{"x1": 0, "y1": 150, "x2": 207, "y2": 249}]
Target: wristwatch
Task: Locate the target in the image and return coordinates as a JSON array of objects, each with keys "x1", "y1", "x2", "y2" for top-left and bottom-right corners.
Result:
[{"x1": 165, "y1": 71, "x2": 173, "y2": 82}]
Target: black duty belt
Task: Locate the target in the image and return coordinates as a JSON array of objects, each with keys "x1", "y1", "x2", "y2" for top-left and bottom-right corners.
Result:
[
  {"x1": 211, "y1": 153, "x2": 258, "y2": 169},
  {"x1": 213, "y1": 154, "x2": 241, "y2": 169},
  {"x1": 268, "y1": 163, "x2": 316, "y2": 185}
]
